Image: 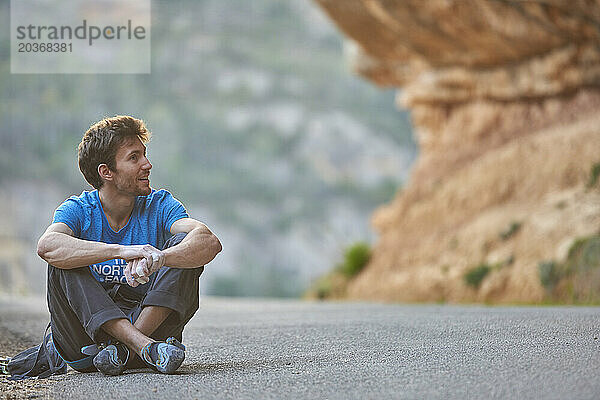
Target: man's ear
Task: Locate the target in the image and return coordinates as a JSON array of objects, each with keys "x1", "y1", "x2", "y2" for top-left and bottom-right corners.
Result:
[{"x1": 98, "y1": 163, "x2": 113, "y2": 182}]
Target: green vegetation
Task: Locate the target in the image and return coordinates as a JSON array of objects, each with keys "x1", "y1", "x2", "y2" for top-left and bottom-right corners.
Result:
[
  {"x1": 305, "y1": 271, "x2": 340, "y2": 300},
  {"x1": 307, "y1": 272, "x2": 353, "y2": 300},
  {"x1": 313, "y1": 276, "x2": 333, "y2": 300},
  {"x1": 538, "y1": 235, "x2": 600, "y2": 303},
  {"x1": 538, "y1": 260, "x2": 560, "y2": 289},
  {"x1": 306, "y1": 241, "x2": 372, "y2": 299},
  {"x1": 555, "y1": 200, "x2": 567, "y2": 209},
  {"x1": 586, "y1": 162, "x2": 600, "y2": 188},
  {"x1": 336, "y1": 242, "x2": 371, "y2": 278},
  {"x1": 499, "y1": 221, "x2": 522, "y2": 241},
  {"x1": 464, "y1": 263, "x2": 491, "y2": 288},
  {"x1": 565, "y1": 236, "x2": 600, "y2": 268}
]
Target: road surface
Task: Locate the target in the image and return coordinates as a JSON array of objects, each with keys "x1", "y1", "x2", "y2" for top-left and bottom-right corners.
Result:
[{"x1": 1, "y1": 295, "x2": 600, "y2": 399}]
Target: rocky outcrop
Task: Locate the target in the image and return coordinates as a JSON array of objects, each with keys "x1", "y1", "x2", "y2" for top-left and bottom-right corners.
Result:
[{"x1": 315, "y1": 0, "x2": 600, "y2": 302}]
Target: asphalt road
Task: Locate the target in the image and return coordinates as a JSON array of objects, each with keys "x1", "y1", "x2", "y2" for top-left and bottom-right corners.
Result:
[{"x1": 1, "y1": 295, "x2": 600, "y2": 399}]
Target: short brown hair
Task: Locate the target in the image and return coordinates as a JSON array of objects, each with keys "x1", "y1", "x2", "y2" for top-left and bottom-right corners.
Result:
[{"x1": 78, "y1": 115, "x2": 151, "y2": 189}]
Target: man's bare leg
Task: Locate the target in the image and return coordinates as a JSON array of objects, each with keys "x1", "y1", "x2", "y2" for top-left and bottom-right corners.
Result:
[
  {"x1": 134, "y1": 305, "x2": 172, "y2": 336},
  {"x1": 100, "y1": 306, "x2": 172, "y2": 355},
  {"x1": 101, "y1": 318, "x2": 153, "y2": 357}
]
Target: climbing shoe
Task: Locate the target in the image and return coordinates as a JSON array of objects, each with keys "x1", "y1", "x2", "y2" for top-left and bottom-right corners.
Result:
[
  {"x1": 140, "y1": 337, "x2": 185, "y2": 374},
  {"x1": 92, "y1": 343, "x2": 130, "y2": 376}
]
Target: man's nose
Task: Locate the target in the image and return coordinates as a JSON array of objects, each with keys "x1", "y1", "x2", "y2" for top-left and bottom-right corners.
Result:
[{"x1": 142, "y1": 156, "x2": 152, "y2": 170}]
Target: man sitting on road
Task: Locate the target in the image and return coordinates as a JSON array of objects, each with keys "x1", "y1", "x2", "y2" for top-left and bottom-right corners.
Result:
[{"x1": 36, "y1": 115, "x2": 222, "y2": 375}]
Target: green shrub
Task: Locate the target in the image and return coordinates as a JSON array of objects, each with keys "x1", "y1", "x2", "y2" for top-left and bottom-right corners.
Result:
[
  {"x1": 337, "y1": 242, "x2": 371, "y2": 278},
  {"x1": 565, "y1": 236, "x2": 600, "y2": 270},
  {"x1": 306, "y1": 272, "x2": 350, "y2": 300},
  {"x1": 538, "y1": 260, "x2": 560, "y2": 289},
  {"x1": 307, "y1": 242, "x2": 371, "y2": 300},
  {"x1": 567, "y1": 237, "x2": 588, "y2": 260},
  {"x1": 314, "y1": 276, "x2": 333, "y2": 300},
  {"x1": 555, "y1": 200, "x2": 567, "y2": 209},
  {"x1": 464, "y1": 263, "x2": 491, "y2": 288},
  {"x1": 499, "y1": 221, "x2": 522, "y2": 241},
  {"x1": 539, "y1": 236, "x2": 600, "y2": 302},
  {"x1": 587, "y1": 162, "x2": 600, "y2": 188}
]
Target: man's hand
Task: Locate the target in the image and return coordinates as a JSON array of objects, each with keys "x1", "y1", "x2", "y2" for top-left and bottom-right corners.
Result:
[
  {"x1": 143, "y1": 245, "x2": 166, "y2": 274},
  {"x1": 124, "y1": 258, "x2": 145, "y2": 287},
  {"x1": 119, "y1": 244, "x2": 166, "y2": 273},
  {"x1": 121, "y1": 245, "x2": 165, "y2": 287}
]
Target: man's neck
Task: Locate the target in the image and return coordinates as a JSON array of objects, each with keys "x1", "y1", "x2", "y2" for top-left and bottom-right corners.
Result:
[{"x1": 98, "y1": 187, "x2": 136, "y2": 232}]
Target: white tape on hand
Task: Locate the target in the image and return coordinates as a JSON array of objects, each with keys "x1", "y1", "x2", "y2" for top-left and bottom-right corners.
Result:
[{"x1": 135, "y1": 264, "x2": 149, "y2": 284}]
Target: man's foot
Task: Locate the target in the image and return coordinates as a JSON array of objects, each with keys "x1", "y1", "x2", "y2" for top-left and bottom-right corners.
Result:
[
  {"x1": 140, "y1": 337, "x2": 185, "y2": 374},
  {"x1": 92, "y1": 343, "x2": 130, "y2": 376}
]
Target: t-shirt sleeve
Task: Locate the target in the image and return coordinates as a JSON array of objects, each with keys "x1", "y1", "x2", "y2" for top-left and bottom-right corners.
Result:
[
  {"x1": 161, "y1": 191, "x2": 189, "y2": 233},
  {"x1": 52, "y1": 197, "x2": 84, "y2": 237}
]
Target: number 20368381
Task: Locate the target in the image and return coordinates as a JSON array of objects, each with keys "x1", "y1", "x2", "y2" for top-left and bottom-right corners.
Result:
[{"x1": 18, "y1": 42, "x2": 72, "y2": 52}]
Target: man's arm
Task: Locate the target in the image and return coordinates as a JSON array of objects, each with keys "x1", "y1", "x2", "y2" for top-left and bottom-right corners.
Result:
[
  {"x1": 37, "y1": 223, "x2": 149, "y2": 269},
  {"x1": 163, "y1": 217, "x2": 222, "y2": 269}
]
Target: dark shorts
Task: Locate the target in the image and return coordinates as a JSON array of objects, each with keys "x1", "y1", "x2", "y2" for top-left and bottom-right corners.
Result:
[{"x1": 46, "y1": 232, "x2": 203, "y2": 370}]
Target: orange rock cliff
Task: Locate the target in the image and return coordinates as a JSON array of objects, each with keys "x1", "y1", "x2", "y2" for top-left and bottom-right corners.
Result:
[{"x1": 315, "y1": 0, "x2": 600, "y2": 302}]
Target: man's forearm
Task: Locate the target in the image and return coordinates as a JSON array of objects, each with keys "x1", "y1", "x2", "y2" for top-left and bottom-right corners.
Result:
[
  {"x1": 37, "y1": 232, "x2": 121, "y2": 269},
  {"x1": 37, "y1": 224, "x2": 222, "y2": 271},
  {"x1": 162, "y1": 227, "x2": 222, "y2": 269}
]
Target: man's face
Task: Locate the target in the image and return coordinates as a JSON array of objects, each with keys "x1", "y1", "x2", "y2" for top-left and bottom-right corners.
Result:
[{"x1": 111, "y1": 137, "x2": 152, "y2": 196}]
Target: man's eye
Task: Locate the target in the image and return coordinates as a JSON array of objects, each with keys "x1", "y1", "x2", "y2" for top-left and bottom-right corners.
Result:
[{"x1": 130, "y1": 155, "x2": 137, "y2": 161}]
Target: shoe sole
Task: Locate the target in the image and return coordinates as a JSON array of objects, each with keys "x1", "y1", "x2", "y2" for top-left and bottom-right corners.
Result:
[{"x1": 93, "y1": 345, "x2": 125, "y2": 376}]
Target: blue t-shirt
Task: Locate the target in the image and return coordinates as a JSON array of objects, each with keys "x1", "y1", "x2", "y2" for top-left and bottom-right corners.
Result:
[{"x1": 52, "y1": 189, "x2": 188, "y2": 296}]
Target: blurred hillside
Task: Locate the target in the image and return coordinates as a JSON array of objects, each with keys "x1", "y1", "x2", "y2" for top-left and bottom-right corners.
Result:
[
  {"x1": 316, "y1": 0, "x2": 600, "y2": 303},
  {"x1": 0, "y1": 0, "x2": 415, "y2": 297}
]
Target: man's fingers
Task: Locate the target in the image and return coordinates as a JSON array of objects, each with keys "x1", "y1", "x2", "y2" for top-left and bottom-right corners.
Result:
[
  {"x1": 141, "y1": 247, "x2": 154, "y2": 272},
  {"x1": 142, "y1": 245, "x2": 165, "y2": 273},
  {"x1": 140, "y1": 247, "x2": 154, "y2": 272},
  {"x1": 130, "y1": 258, "x2": 140, "y2": 279},
  {"x1": 130, "y1": 258, "x2": 150, "y2": 285},
  {"x1": 121, "y1": 245, "x2": 163, "y2": 276},
  {"x1": 136, "y1": 258, "x2": 150, "y2": 277},
  {"x1": 124, "y1": 261, "x2": 138, "y2": 287},
  {"x1": 121, "y1": 245, "x2": 164, "y2": 274},
  {"x1": 150, "y1": 253, "x2": 160, "y2": 273},
  {"x1": 121, "y1": 245, "x2": 146, "y2": 261}
]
